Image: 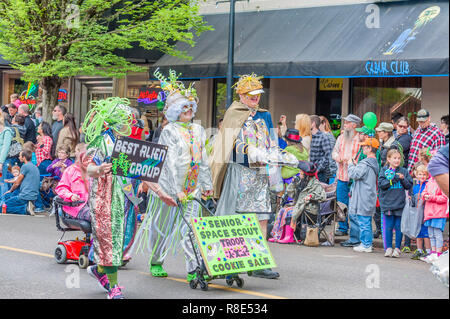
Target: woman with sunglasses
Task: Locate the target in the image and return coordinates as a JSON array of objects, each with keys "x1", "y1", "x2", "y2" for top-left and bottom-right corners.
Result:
[{"x1": 395, "y1": 116, "x2": 412, "y2": 168}]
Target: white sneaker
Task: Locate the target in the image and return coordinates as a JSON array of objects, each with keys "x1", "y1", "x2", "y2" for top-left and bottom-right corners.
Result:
[
  {"x1": 384, "y1": 248, "x2": 393, "y2": 257},
  {"x1": 353, "y1": 244, "x2": 373, "y2": 253},
  {"x1": 392, "y1": 248, "x2": 401, "y2": 258},
  {"x1": 421, "y1": 253, "x2": 438, "y2": 264},
  {"x1": 27, "y1": 201, "x2": 35, "y2": 216}
]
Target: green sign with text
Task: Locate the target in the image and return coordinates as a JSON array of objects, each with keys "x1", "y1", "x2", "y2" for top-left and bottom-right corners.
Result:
[{"x1": 191, "y1": 214, "x2": 277, "y2": 276}]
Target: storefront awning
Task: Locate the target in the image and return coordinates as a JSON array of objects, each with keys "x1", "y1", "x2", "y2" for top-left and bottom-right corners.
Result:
[{"x1": 150, "y1": 1, "x2": 449, "y2": 79}]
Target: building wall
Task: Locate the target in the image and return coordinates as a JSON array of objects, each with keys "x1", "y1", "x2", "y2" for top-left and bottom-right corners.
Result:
[
  {"x1": 194, "y1": 78, "x2": 214, "y2": 131},
  {"x1": 199, "y1": 0, "x2": 377, "y2": 14},
  {"x1": 268, "y1": 78, "x2": 316, "y2": 128},
  {"x1": 422, "y1": 76, "x2": 449, "y2": 124},
  {"x1": 341, "y1": 78, "x2": 351, "y2": 116},
  {"x1": 1, "y1": 71, "x2": 22, "y2": 105}
]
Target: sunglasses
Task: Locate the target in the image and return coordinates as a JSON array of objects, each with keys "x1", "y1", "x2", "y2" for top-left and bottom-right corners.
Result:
[
  {"x1": 246, "y1": 93, "x2": 261, "y2": 98},
  {"x1": 397, "y1": 124, "x2": 408, "y2": 129}
]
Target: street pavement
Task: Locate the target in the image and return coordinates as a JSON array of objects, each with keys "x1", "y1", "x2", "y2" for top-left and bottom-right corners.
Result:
[{"x1": 0, "y1": 213, "x2": 448, "y2": 300}]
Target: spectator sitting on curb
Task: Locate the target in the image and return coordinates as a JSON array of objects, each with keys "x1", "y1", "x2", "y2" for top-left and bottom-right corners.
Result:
[{"x1": 3, "y1": 149, "x2": 40, "y2": 215}]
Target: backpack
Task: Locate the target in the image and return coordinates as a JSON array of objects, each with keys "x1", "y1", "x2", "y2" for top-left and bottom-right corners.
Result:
[{"x1": 7, "y1": 127, "x2": 24, "y2": 158}]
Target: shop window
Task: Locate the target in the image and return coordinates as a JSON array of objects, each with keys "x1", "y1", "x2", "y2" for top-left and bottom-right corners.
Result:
[
  {"x1": 351, "y1": 77, "x2": 422, "y2": 129},
  {"x1": 316, "y1": 78, "x2": 343, "y2": 131},
  {"x1": 212, "y1": 78, "x2": 270, "y2": 128}
]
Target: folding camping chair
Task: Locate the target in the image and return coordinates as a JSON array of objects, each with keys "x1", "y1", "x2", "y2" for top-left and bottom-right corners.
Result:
[{"x1": 295, "y1": 183, "x2": 337, "y2": 246}]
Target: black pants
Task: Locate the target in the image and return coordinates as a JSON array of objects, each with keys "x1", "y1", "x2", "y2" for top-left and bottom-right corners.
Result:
[{"x1": 373, "y1": 206, "x2": 381, "y2": 232}]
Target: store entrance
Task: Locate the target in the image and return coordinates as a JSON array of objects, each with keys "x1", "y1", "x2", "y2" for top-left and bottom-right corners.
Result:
[
  {"x1": 316, "y1": 79, "x2": 342, "y2": 118},
  {"x1": 69, "y1": 76, "x2": 113, "y2": 127},
  {"x1": 316, "y1": 79, "x2": 343, "y2": 136}
]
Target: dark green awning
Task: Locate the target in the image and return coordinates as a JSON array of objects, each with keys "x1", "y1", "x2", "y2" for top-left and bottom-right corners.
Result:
[{"x1": 151, "y1": 0, "x2": 449, "y2": 79}]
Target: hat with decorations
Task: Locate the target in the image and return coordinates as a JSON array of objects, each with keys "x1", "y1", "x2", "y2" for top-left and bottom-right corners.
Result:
[
  {"x1": 153, "y1": 68, "x2": 198, "y2": 122},
  {"x1": 233, "y1": 73, "x2": 264, "y2": 95}
]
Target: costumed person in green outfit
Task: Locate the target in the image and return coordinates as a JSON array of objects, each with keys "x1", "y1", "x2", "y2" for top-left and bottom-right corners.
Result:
[
  {"x1": 269, "y1": 128, "x2": 309, "y2": 243},
  {"x1": 81, "y1": 97, "x2": 174, "y2": 299},
  {"x1": 209, "y1": 74, "x2": 297, "y2": 279},
  {"x1": 280, "y1": 128, "x2": 309, "y2": 182},
  {"x1": 130, "y1": 69, "x2": 214, "y2": 282}
]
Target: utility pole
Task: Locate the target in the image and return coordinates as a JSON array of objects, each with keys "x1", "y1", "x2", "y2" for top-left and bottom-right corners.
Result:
[{"x1": 216, "y1": 0, "x2": 248, "y2": 109}]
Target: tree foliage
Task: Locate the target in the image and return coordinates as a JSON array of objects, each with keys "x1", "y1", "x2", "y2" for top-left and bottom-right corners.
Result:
[{"x1": 0, "y1": 0, "x2": 211, "y2": 93}]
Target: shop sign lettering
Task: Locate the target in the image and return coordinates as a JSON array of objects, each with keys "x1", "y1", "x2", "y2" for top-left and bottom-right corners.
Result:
[
  {"x1": 137, "y1": 87, "x2": 166, "y2": 106},
  {"x1": 365, "y1": 60, "x2": 410, "y2": 76},
  {"x1": 58, "y1": 89, "x2": 68, "y2": 102},
  {"x1": 319, "y1": 78, "x2": 343, "y2": 91}
]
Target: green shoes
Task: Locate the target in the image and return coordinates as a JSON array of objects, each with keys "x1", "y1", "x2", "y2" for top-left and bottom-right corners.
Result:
[
  {"x1": 150, "y1": 264, "x2": 168, "y2": 277},
  {"x1": 411, "y1": 249, "x2": 426, "y2": 260},
  {"x1": 186, "y1": 272, "x2": 210, "y2": 282},
  {"x1": 401, "y1": 246, "x2": 411, "y2": 253}
]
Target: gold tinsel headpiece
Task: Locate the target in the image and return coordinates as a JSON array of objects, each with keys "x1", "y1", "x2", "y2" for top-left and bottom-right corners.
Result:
[{"x1": 233, "y1": 73, "x2": 264, "y2": 95}]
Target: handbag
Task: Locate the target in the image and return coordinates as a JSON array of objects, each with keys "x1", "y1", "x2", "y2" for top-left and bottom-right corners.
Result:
[
  {"x1": 401, "y1": 197, "x2": 425, "y2": 239},
  {"x1": 303, "y1": 226, "x2": 319, "y2": 247},
  {"x1": 7, "y1": 127, "x2": 24, "y2": 158}
]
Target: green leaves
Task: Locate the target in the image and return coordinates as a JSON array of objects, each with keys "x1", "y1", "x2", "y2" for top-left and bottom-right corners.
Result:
[{"x1": 0, "y1": 0, "x2": 212, "y2": 82}]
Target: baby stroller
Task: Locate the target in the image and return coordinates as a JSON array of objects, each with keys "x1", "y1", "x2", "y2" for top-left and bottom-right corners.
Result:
[
  {"x1": 53, "y1": 196, "x2": 92, "y2": 269},
  {"x1": 37, "y1": 174, "x2": 57, "y2": 212}
]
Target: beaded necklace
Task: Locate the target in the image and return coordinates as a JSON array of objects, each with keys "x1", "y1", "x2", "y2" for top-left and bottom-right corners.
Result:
[{"x1": 176, "y1": 121, "x2": 200, "y2": 195}]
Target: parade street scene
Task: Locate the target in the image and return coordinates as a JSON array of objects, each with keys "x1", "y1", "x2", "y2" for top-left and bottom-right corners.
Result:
[{"x1": 0, "y1": 0, "x2": 448, "y2": 304}]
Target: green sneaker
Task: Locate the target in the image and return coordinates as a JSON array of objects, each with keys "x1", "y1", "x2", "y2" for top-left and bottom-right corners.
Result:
[
  {"x1": 150, "y1": 264, "x2": 168, "y2": 277},
  {"x1": 411, "y1": 249, "x2": 425, "y2": 260},
  {"x1": 401, "y1": 246, "x2": 411, "y2": 253},
  {"x1": 186, "y1": 272, "x2": 196, "y2": 282},
  {"x1": 186, "y1": 272, "x2": 210, "y2": 282}
]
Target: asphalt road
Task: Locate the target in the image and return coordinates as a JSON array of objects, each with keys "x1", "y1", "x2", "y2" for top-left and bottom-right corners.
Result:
[{"x1": 0, "y1": 213, "x2": 448, "y2": 300}]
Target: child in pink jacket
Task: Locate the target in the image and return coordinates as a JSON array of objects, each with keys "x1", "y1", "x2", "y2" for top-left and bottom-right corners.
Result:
[
  {"x1": 422, "y1": 176, "x2": 449, "y2": 262},
  {"x1": 55, "y1": 146, "x2": 90, "y2": 221}
]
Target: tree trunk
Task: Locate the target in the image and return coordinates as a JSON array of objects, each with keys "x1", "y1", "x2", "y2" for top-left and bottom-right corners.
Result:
[{"x1": 40, "y1": 76, "x2": 63, "y2": 123}]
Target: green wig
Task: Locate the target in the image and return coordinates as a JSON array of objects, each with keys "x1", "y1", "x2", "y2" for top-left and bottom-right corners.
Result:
[{"x1": 82, "y1": 97, "x2": 133, "y2": 144}]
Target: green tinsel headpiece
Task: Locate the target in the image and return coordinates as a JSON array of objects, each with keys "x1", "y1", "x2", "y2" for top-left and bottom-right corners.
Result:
[
  {"x1": 82, "y1": 97, "x2": 133, "y2": 144},
  {"x1": 153, "y1": 68, "x2": 198, "y2": 102}
]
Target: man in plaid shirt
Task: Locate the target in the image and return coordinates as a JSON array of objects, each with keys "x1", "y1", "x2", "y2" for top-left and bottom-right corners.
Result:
[
  {"x1": 408, "y1": 109, "x2": 446, "y2": 174},
  {"x1": 309, "y1": 115, "x2": 333, "y2": 183}
]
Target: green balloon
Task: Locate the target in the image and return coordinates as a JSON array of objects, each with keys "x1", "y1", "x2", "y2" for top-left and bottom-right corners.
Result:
[
  {"x1": 156, "y1": 101, "x2": 165, "y2": 111},
  {"x1": 363, "y1": 112, "x2": 377, "y2": 129}
]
